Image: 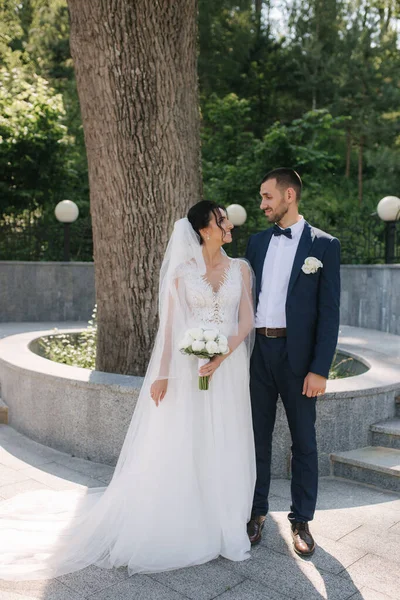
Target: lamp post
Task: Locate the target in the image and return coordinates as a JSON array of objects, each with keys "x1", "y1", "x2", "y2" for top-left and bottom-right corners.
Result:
[
  {"x1": 376, "y1": 196, "x2": 400, "y2": 264},
  {"x1": 226, "y1": 204, "x2": 247, "y2": 258},
  {"x1": 55, "y1": 200, "x2": 79, "y2": 262}
]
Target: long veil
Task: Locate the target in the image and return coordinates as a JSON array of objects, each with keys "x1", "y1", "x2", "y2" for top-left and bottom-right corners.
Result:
[{"x1": 0, "y1": 218, "x2": 255, "y2": 580}]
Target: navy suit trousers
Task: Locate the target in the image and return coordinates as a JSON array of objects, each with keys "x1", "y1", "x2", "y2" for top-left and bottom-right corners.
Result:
[{"x1": 250, "y1": 334, "x2": 318, "y2": 522}]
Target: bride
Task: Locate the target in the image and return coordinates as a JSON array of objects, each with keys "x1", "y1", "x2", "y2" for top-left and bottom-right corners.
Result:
[{"x1": 0, "y1": 200, "x2": 256, "y2": 580}]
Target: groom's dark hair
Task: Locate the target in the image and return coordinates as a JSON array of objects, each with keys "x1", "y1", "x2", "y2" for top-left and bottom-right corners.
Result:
[{"x1": 261, "y1": 168, "x2": 302, "y2": 202}]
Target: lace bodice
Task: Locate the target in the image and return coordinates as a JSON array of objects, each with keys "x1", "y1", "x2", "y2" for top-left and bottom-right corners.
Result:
[{"x1": 178, "y1": 259, "x2": 243, "y2": 333}]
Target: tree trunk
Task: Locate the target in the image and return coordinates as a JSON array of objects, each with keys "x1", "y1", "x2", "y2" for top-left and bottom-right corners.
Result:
[
  {"x1": 345, "y1": 128, "x2": 351, "y2": 178},
  {"x1": 67, "y1": 0, "x2": 201, "y2": 375},
  {"x1": 358, "y1": 137, "x2": 363, "y2": 206},
  {"x1": 254, "y1": 0, "x2": 263, "y2": 35}
]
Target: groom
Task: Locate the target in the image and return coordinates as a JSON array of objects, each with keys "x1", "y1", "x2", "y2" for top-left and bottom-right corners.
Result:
[{"x1": 245, "y1": 168, "x2": 340, "y2": 556}]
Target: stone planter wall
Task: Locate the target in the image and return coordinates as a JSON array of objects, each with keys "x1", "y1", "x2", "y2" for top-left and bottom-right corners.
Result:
[{"x1": 0, "y1": 325, "x2": 399, "y2": 477}]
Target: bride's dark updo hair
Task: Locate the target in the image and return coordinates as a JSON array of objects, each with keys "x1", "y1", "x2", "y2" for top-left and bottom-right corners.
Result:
[{"x1": 187, "y1": 200, "x2": 226, "y2": 244}]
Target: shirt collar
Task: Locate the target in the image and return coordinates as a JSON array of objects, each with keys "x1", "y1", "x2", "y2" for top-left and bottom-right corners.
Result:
[{"x1": 276, "y1": 216, "x2": 305, "y2": 240}]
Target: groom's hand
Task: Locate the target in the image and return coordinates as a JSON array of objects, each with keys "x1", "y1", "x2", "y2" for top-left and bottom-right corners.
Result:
[{"x1": 302, "y1": 372, "x2": 327, "y2": 398}]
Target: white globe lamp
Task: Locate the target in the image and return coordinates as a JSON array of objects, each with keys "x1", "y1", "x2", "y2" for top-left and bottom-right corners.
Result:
[
  {"x1": 226, "y1": 204, "x2": 247, "y2": 227},
  {"x1": 376, "y1": 196, "x2": 400, "y2": 264},
  {"x1": 226, "y1": 204, "x2": 247, "y2": 257},
  {"x1": 55, "y1": 200, "x2": 79, "y2": 223},
  {"x1": 376, "y1": 196, "x2": 400, "y2": 222},
  {"x1": 55, "y1": 200, "x2": 79, "y2": 262}
]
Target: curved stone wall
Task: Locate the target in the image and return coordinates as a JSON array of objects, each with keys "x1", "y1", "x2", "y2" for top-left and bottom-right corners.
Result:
[{"x1": 0, "y1": 325, "x2": 399, "y2": 477}]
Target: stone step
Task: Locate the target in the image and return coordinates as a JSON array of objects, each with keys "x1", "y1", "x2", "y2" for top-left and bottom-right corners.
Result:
[
  {"x1": 0, "y1": 398, "x2": 8, "y2": 425},
  {"x1": 330, "y1": 446, "x2": 400, "y2": 492},
  {"x1": 371, "y1": 418, "x2": 400, "y2": 450}
]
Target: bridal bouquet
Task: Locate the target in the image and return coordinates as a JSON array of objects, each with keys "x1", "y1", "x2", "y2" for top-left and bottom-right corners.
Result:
[{"x1": 178, "y1": 328, "x2": 229, "y2": 391}]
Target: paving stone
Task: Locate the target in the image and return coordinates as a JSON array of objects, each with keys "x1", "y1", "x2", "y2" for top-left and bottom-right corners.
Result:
[
  {"x1": 312, "y1": 505, "x2": 399, "y2": 541},
  {"x1": 260, "y1": 514, "x2": 366, "y2": 575},
  {"x1": 221, "y1": 544, "x2": 359, "y2": 600},
  {"x1": 0, "y1": 427, "x2": 67, "y2": 468},
  {"x1": 340, "y1": 525, "x2": 400, "y2": 564},
  {"x1": 57, "y1": 564, "x2": 129, "y2": 596},
  {"x1": 150, "y1": 560, "x2": 244, "y2": 600},
  {"x1": 388, "y1": 520, "x2": 400, "y2": 535},
  {"x1": 348, "y1": 587, "x2": 397, "y2": 600},
  {"x1": 0, "y1": 478, "x2": 50, "y2": 501},
  {"x1": 216, "y1": 578, "x2": 290, "y2": 600},
  {"x1": 0, "y1": 448, "x2": 54, "y2": 471},
  {"x1": 341, "y1": 553, "x2": 400, "y2": 599},
  {"x1": 0, "y1": 465, "x2": 32, "y2": 487},
  {"x1": 86, "y1": 574, "x2": 185, "y2": 599},
  {"x1": 311, "y1": 510, "x2": 369, "y2": 542},
  {"x1": 315, "y1": 477, "x2": 400, "y2": 511},
  {"x1": 270, "y1": 477, "x2": 400, "y2": 514},
  {"x1": 0, "y1": 578, "x2": 84, "y2": 600},
  {"x1": 18, "y1": 463, "x2": 106, "y2": 491},
  {"x1": 269, "y1": 479, "x2": 291, "y2": 500},
  {"x1": 0, "y1": 418, "x2": 399, "y2": 600},
  {"x1": 94, "y1": 471, "x2": 113, "y2": 485},
  {"x1": 53, "y1": 456, "x2": 115, "y2": 484}
]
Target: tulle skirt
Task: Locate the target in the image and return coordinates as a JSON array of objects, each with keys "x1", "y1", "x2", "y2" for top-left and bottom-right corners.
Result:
[{"x1": 0, "y1": 343, "x2": 256, "y2": 580}]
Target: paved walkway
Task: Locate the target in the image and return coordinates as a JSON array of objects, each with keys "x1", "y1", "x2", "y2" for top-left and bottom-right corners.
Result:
[{"x1": 0, "y1": 426, "x2": 399, "y2": 600}]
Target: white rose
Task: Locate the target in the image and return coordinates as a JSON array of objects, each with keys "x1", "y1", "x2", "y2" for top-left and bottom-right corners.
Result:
[
  {"x1": 218, "y1": 342, "x2": 228, "y2": 354},
  {"x1": 205, "y1": 340, "x2": 219, "y2": 355},
  {"x1": 204, "y1": 329, "x2": 218, "y2": 342},
  {"x1": 188, "y1": 328, "x2": 204, "y2": 340},
  {"x1": 302, "y1": 256, "x2": 323, "y2": 274},
  {"x1": 192, "y1": 340, "x2": 206, "y2": 352},
  {"x1": 178, "y1": 335, "x2": 193, "y2": 350},
  {"x1": 217, "y1": 334, "x2": 228, "y2": 346}
]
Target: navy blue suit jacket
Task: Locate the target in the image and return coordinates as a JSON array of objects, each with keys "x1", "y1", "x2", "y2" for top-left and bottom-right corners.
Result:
[{"x1": 246, "y1": 221, "x2": 341, "y2": 379}]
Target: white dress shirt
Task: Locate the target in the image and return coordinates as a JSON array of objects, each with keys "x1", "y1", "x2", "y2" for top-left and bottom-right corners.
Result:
[{"x1": 255, "y1": 217, "x2": 305, "y2": 328}]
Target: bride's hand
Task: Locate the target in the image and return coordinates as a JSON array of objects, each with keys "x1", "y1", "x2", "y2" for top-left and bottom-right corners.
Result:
[
  {"x1": 150, "y1": 379, "x2": 168, "y2": 406},
  {"x1": 198, "y1": 355, "x2": 225, "y2": 380}
]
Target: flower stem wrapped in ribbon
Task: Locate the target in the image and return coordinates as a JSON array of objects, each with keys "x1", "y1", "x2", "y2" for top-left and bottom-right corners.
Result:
[{"x1": 178, "y1": 328, "x2": 229, "y2": 390}]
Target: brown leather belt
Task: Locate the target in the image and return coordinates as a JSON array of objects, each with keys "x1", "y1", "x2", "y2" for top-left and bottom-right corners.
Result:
[{"x1": 256, "y1": 327, "x2": 287, "y2": 338}]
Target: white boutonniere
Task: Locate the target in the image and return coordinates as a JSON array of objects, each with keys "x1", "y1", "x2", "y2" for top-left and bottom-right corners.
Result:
[{"x1": 302, "y1": 256, "x2": 323, "y2": 274}]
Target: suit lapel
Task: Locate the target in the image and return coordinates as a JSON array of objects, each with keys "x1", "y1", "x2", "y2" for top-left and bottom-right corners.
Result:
[
  {"x1": 287, "y1": 221, "x2": 315, "y2": 298},
  {"x1": 255, "y1": 228, "x2": 274, "y2": 299}
]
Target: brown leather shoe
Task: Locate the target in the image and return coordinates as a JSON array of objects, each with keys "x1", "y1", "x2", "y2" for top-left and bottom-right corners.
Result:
[
  {"x1": 247, "y1": 515, "x2": 266, "y2": 546},
  {"x1": 290, "y1": 521, "x2": 315, "y2": 556}
]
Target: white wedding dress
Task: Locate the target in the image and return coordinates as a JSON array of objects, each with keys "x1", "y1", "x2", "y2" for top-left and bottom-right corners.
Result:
[{"x1": 0, "y1": 219, "x2": 256, "y2": 580}]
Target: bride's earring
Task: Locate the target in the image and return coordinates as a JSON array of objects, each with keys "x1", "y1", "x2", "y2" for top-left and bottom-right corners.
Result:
[{"x1": 206, "y1": 234, "x2": 210, "y2": 240}]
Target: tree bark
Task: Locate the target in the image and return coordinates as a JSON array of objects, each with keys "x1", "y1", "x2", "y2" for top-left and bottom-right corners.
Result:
[{"x1": 67, "y1": 0, "x2": 201, "y2": 375}]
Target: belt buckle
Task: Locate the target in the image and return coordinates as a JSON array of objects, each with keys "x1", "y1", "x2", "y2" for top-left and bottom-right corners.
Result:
[{"x1": 265, "y1": 330, "x2": 278, "y2": 339}]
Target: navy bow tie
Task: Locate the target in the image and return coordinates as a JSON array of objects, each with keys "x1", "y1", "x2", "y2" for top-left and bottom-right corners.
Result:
[{"x1": 272, "y1": 224, "x2": 292, "y2": 239}]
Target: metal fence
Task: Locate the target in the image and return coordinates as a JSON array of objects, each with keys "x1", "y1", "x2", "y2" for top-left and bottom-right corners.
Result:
[
  {"x1": 0, "y1": 217, "x2": 93, "y2": 262},
  {"x1": 234, "y1": 214, "x2": 399, "y2": 264},
  {"x1": 0, "y1": 214, "x2": 398, "y2": 264},
  {"x1": 328, "y1": 215, "x2": 399, "y2": 264}
]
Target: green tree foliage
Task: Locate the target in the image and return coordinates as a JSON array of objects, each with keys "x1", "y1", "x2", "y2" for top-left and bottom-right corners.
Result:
[
  {"x1": 201, "y1": 94, "x2": 351, "y2": 248},
  {"x1": 0, "y1": 0, "x2": 89, "y2": 259},
  {"x1": 0, "y1": 66, "x2": 73, "y2": 213},
  {"x1": 0, "y1": 0, "x2": 399, "y2": 262}
]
